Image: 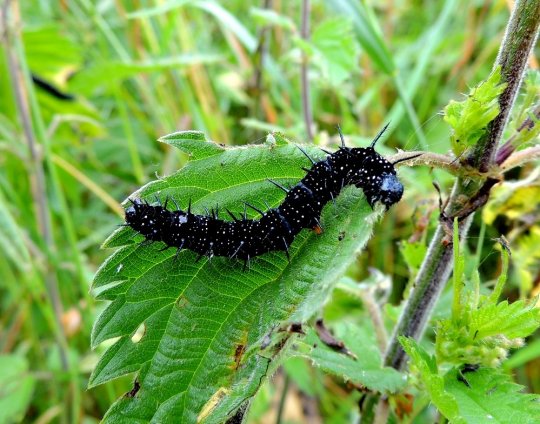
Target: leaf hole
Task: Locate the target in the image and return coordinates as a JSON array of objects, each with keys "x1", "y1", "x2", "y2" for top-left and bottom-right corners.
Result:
[{"x1": 131, "y1": 322, "x2": 146, "y2": 343}]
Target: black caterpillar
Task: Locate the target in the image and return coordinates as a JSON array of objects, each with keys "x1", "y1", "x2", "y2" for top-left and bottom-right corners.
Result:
[{"x1": 125, "y1": 125, "x2": 411, "y2": 266}]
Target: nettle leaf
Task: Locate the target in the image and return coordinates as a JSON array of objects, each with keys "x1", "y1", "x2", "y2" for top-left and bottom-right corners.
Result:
[
  {"x1": 292, "y1": 323, "x2": 406, "y2": 393},
  {"x1": 311, "y1": 18, "x2": 360, "y2": 86},
  {"x1": 436, "y1": 230, "x2": 540, "y2": 368},
  {"x1": 0, "y1": 355, "x2": 36, "y2": 424},
  {"x1": 399, "y1": 240, "x2": 427, "y2": 273},
  {"x1": 443, "y1": 66, "x2": 507, "y2": 157},
  {"x1": 469, "y1": 299, "x2": 540, "y2": 340},
  {"x1": 445, "y1": 367, "x2": 540, "y2": 423},
  {"x1": 400, "y1": 337, "x2": 465, "y2": 424},
  {"x1": 92, "y1": 132, "x2": 386, "y2": 422}
]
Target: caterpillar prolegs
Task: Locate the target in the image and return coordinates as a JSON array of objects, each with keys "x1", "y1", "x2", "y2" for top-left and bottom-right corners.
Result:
[{"x1": 125, "y1": 126, "x2": 408, "y2": 265}]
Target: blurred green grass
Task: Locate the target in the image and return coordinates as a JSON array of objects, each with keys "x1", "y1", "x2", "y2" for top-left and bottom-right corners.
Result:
[{"x1": 0, "y1": 0, "x2": 536, "y2": 422}]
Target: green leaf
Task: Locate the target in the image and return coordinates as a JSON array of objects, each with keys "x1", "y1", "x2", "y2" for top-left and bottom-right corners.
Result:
[
  {"x1": 436, "y1": 300, "x2": 540, "y2": 368},
  {"x1": 326, "y1": 0, "x2": 395, "y2": 74},
  {"x1": 436, "y1": 230, "x2": 540, "y2": 368},
  {"x1": 445, "y1": 367, "x2": 540, "y2": 423},
  {"x1": 159, "y1": 131, "x2": 225, "y2": 161},
  {"x1": 399, "y1": 240, "x2": 427, "y2": 272},
  {"x1": 22, "y1": 26, "x2": 82, "y2": 79},
  {"x1": 293, "y1": 324, "x2": 406, "y2": 393},
  {"x1": 443, "y1": 67, "x2": 507, "y2": 157},
  {"x1": 469, "y1": 299, "x2": 540, "y2": 340},
  {"x1": 91, "y1": 136, "x2": 387, "y2": 422},
  {"x1": 0, "y1": 191, "x2": 31, "y2": 271},
  {"x1": 400, "y1": 337, "x2": 465, "y2": 423},
  {"x1": 0, "y1": 355, "x2": 36, "y2": 424},
  {"x1": 310, "y1": 19, "x2": 360, "y2": 86}
]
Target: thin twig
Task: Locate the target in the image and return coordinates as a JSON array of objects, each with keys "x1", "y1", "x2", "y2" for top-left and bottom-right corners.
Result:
[
  {"x1": 500, "y1": 145, "x2": 540, "y2": 171},
  {"x1": 358, "y1": 290, "x2": 388, "y2": 352},
  {"x1": 300, "y1": 0, "x2": 314, "y2": 141},
  {"x1": 389, "y1": 151, "x2": 460, "y2": 174}
]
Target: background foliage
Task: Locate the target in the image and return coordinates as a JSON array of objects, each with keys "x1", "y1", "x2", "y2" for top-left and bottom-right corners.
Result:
[{"x1": 0, "y1": 0, "x2": 538, "y2": 422}]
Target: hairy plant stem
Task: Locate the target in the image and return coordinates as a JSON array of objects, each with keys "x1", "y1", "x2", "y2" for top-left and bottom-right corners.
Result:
[
  {"x1": 366, "y1": 0, "x2": 540, "y2": 421},
  {"x1": 383, "y1": 0, "x2": 540, "y2": 373}
]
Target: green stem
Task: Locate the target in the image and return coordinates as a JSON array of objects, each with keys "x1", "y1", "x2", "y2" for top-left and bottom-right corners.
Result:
[
  {"x1": 490, "y1": 242, "x2": 509, "y2": 303},
  {"x1": 452, "y1": 218, "x2": 463, "y2": 321}
]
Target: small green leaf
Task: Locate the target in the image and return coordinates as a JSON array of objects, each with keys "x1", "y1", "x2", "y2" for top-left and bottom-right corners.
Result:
[
  {"x1": 326, "y1": 0, "x2": 395, "y2": 74},
  {"x1": 159, "y1": 130, "x2": 225, "y2": 160},
  {"x1": 311, "y1": 18, "x2": 360, "y2": 86},
  {"x1": 399, "y1": 240, "x2": 427, "y2": 272},
  {"x1": 294, "y1": 324, "x2": 406, "y2": 393},
  {"x1": 400, "y1": 337, "x2": 465, "y2": 423},
  {"x1": 445, "y1": 367, "x2": 540, "y2": 424},
  {"x1": 0, "y1": 355, "x2": 36, "y2": 424},
  {"x1": 469, "y1": 299, "x2": 540, "y2": 341},
  {"x1": 443, "y1": 67, "x2": 507, "y2": 157},
  {"x1": 436, "y1": 232, "x2": 540, "y2": 367},
  {"x1": 0, "y1": 192, "x2": 31, "y2": 270}
]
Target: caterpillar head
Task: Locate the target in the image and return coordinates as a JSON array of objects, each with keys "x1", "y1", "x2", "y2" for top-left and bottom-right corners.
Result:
[
  {"x1": 364, "y1": 171, "x2": 403, "y2": 210},
  {"x1": 350, "y1": 147, "x2": 404, "y2": 210}
]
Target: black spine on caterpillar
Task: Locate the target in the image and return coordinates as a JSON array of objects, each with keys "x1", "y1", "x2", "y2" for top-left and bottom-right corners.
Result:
[{"x1": 124, "y1": 126, "x2": 405, "y2": 263}]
